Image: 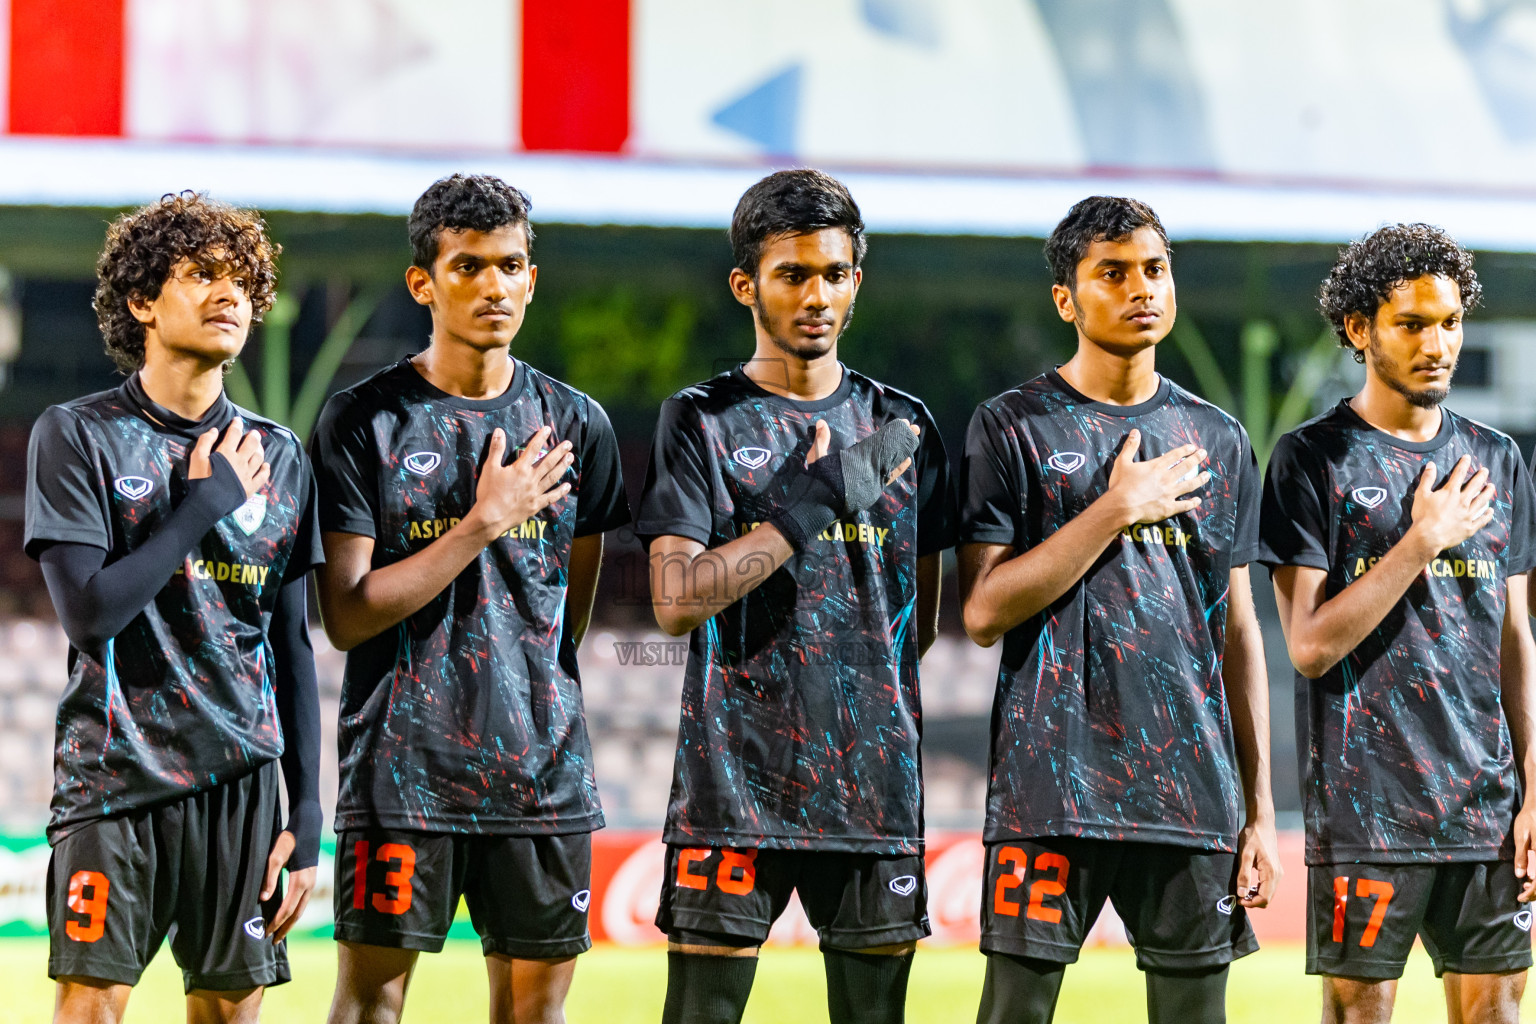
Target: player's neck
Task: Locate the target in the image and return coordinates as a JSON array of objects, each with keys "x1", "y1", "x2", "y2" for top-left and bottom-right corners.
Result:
[
  {"x1": 1058, "y1": 341, "x2": 1159, "y2": 406},
  {"x1": 414, "y1": 335, "x2": 517, "y2": 400},
  {"x1": 744, "y1": 341, "x2": 843, "y2": 401},
  {"x1": 1349, "y1": 374, "x2": 1444, "y2": 443},
  {"x1": 135, "y1": 347, "x2": 227, "y2": 421}
]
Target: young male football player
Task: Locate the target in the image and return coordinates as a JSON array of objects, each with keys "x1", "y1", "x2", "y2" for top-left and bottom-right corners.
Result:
[
  {"x1": 310, "y1": 174, "x2": 630, "y2": 1024},
  {"x1": 1261, "y1": 224, "x2": 1536, "y2": 1024},
  {"x1": 636, "y1": 168, "x2": 954, "y2": 1024},
  {"x1": 958, "y1": 196, "x2": 1279, "y2": 1024},
  {"x1": 24, "y1": 192, "x2": 323, "y2": 1024}
]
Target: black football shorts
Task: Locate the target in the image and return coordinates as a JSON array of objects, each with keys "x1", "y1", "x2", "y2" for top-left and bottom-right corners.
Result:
[
  {"x1": 980, "y1": 836, "x2": 1258, "y2": 970},
  {"x1": 656, "y1": 845, "x2": 930, "y2": 949},
  {"x1": 333, "y1": 828, "x2": 592, "y2": 958},
  {"x1": 1307, "y1": 861, "x2": 1533, "y2": 978},
  {"x1": 47, "y1": 759, "x2": 289, "y2": 992}
]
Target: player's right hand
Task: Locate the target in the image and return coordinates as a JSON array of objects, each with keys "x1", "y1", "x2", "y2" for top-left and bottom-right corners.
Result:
[
  {"x1": 189, "y1": 417, "x2": 269, "y2": 498},
  {"x1": 1410, "y1": 455, "x2": 1495, "y2": 555},
  {"x1": 471, "y1": 426, "x2": 573, "y2": 540},
  {"x1": 1104, "y1": 429, "x2": 1209, "y2": 527}
]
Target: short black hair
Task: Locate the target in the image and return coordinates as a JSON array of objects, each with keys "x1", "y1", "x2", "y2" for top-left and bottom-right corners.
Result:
[
  {"x1": 730, "y1": 169, "x2": 867, "y2": 278},
  {"x1": 409, "y1": 174, "x2": 535, "y2": 270},
  {"x1": 95, "y1": 191, "x2": 280, "y2": 373},
  {"x1": 1320, "y1": 223, "x2": 1482, "y2": 363},
  {"x1": 1044, "y1": 196, "x2": 1170, "y2": 289}
]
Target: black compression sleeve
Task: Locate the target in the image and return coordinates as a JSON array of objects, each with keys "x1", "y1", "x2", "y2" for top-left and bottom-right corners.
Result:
[
  {"x1": 270, "y1": 576, "x2": 322, "y2": 870},
  {"x1": 38, "y1": 455, "x2": 248, "y2": 658}
]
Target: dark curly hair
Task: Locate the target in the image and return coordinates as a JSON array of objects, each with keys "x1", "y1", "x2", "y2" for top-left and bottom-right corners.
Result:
[
  {"x1": 94, "y1": 192, "x2": 280, "y2": 373},
  {"x1": 409, "y1": 174, "x2": 535, "y2": 271},
  {"x1": 730, "y1": 169, "x2": 867, "y2": 278},
  {"x1": 1045, "y1": 196, "x2": 1169, "y2": 289},
  {"x1": 1320, "y1": 223, "x2": 1482, "y2": 363}
]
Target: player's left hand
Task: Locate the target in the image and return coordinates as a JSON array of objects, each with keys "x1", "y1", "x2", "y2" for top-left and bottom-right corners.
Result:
[
  {"x1": 1513, "y1": 802, "x2": 1536, "y2": 902},
  {"x1": 260, "y1": 829, "x2": 317, "y2": 941},
  {"x1": 1235, "y1": 817, "x2": 1282, "y2": 909}
]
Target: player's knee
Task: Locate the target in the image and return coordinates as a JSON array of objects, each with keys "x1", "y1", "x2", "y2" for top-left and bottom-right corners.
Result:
[
  {"x1": 54, "y1": 978, "x2": 130, "y2": 1024},
  {"x1": 828, "y1": 941, "x2": 915, "y2": 956},
  {"x1": 1320, "y1": 975, "x2": 1395, "y2": 1024}
]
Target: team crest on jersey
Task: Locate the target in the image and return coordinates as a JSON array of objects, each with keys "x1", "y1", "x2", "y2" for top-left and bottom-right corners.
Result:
[
  {"x1": 733, "y1": 446, "x2": 772, "y2": 469},
  {"x1": 1216, "y1": 895, "x2": 1237, "y2": 916},
  {"x1": 1350, "y1": 486, "x2": 1388, "y2": 509},
  {"x1": 571, "y1": 889, "x2": 591, "y2": 912},
  {"x1": 1046, "y1": 452, "x2": 1086, "y2": 474},
  {"x1": 113, "y1": 475, "x2": 153, "y2": 500},
  {"x1": 243, "y1": 916, "x2": 265, "y2": 940},
  {"x1": 888, "y1": 875, "x2": 918, "y2": 896},
  {"x1": 403, "y1": 451, "x2": 441, "y2": 477},
  {"x1": 1517, "y1": 910, "x2": 1533, "y2": 932},
  {"x1": 231, "y1": 495, "x2": 266, "y2": 536}
]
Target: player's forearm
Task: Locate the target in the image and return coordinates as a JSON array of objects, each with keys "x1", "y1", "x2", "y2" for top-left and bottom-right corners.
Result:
[
  {"x1": 1499, "y1": 598, "x2": 1536, "y2": 801},
  {"x1": 270, "y1": 577, "x2": 322, "y2": 868},
  {"x1": 319, "y1": 513, "x2": 498, "y2": 650},
  {"x1": 963, "y1": 498, "x2": 1127, "y2": 647},
  {"x1": 564, "y1": 534, "x2": 604, "y2": 651},
  {"x1": 650, "y1": 527, "x2": 794, "y2": 635},
  {"x1": 1288, "y1": 525, "x2": 1441, "y2": 678},
  {"x1": 1222, "y1": 595, "x2": 1275, "y2": 823},
  {"x1": 916, "y1": 553, "x2": 942, "y2": 658},
  {"x1": 39, "y1": 462, "x2": 246, "y2": 656}
]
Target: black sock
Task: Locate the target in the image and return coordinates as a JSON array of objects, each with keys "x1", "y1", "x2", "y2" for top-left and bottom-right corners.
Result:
[
  {"x1": 660, "y1": 951, "x2": 758, "y2": 1024},
  {"x1": 975, "y1": 953, "x2": 1066, "y2": 1024},
  {"x1": 1145, "y1": 965, "x2": 1229, "y2": 1024},
  {"x1": 823, "y1": 947, "x2": 914, "y2": 1024}
]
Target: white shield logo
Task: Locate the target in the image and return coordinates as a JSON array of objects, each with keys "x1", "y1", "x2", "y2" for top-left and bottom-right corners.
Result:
[
  {"x1": 1046, "y1": 452, "x2": 1086, "y2": 474},
  {"x1": 243, "y1": 916, "x2": 265, "y2": 940},
  {"x1": 114, "y1": 476, "x2": 153, "y2": 500},
  {"x1": 888, "y1": 875, "x2": 918, "y2": 896},
  {"x1": 1351, "y1": 487, "x2": 1388, "y2": 509},
  {"x1": 571, "y1": 889, "x2": 591, "y2": 912},
  {"x1": 1516, "y1": 910, "x2": 1532, "y2": 932},
  {"x1": 1216, "y1": 895, "x2": 1237, "y2": 916},
  {"x1": 404, "y1": 451, "x2": 441, "y2": 477},
  {"x1": 733, "y1": 447, "x2": 772, "y2": 470},
  {"x1": 231, "y1": 495, "x2": 266, "y2": 536}
]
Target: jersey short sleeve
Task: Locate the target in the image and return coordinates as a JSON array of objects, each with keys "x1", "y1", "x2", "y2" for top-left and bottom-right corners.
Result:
[
  {"x1": 958, "y1": 402, "x2": 1022, "y2": 548},
  {"x1": 573, "y1": 397, "x2": 632, "y2": 538},
  {"x1": 912, "y1": 404, "x2": 958, "y2": 558},
  {"x1": 310, "y1": 392, "x2": 380, "y2": 538},
  {"x1": 1508, "y1": 452, "x2": 1536, "y2": 576},
  {"x1": 1230, "y1": 428, "x2": 1263, "y2": 567},
  {"x1": 282, "y1": 452, "x2": 327, "y2": 583},
  {"x1": 1257, "y1": 431, "x2": 1330, "y2": 570},
  {"x1": 25, "y1": 405, "x2": 110, "y2": 558},
  {"x1": 636, "y1": 397, "x2": 716, "y2": 547}
]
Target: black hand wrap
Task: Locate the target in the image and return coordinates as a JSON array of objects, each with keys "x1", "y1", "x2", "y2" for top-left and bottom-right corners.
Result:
[{"x1": 769, "y1": 420, "x2": 920, "y2": 551}]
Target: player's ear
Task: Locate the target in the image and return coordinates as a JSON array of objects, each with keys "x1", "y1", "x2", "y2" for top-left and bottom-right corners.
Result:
[
  {"x1": 1342, "y1": 312, "x2": 1371, "y2": 356},
  {"x1": 404, "y1": 264, "x2": 434, "y2": 307},
  {"x1": 524, "y1": 263, "x2": 537, "y2": 305},
  {"x1": 1051, "y1": 283, "x2": 1077, "y2": 324},
  {"x1": 127, "y1": 291, "x2": 156, "y2": 325},
  {"x1": 729, "y1": 267, "x2": 756, "y2": 308}
]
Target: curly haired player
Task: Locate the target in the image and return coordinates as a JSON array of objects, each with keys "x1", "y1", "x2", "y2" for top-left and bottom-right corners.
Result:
[
  {"x1": 25, "y1": 192, "x2": 323, "y2": 1024},
  {"x1": 1263, "y1": 224, "x2": 1536, "y2": 1024}
]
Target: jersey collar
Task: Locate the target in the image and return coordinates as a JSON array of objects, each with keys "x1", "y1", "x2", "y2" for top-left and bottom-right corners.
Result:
[{"x1": 121, "y1": 372, "x2": 237, "y2": 438}]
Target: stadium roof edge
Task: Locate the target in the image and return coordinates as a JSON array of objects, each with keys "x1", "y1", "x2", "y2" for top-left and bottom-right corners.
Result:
[{"x1": 2, "y1": 138, "x2": 1536, "y2": 251}]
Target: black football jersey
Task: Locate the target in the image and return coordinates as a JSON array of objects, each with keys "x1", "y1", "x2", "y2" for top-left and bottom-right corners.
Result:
[
  {"x1": 1259, "y1": 401, "x2": 1536, "y2": 864},
  {"x1": 310, "y1": 357, "x2": 630, "y2": 835},
  {"x1": 24, "y1": 379, "x2": 322, "y2": 843},
  {"x1": 960, "y1": 371, "x2": 1261, "y2": 851},
  {"x1": 636, "y1": 365, "x2": 957, "y2": 854}
]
